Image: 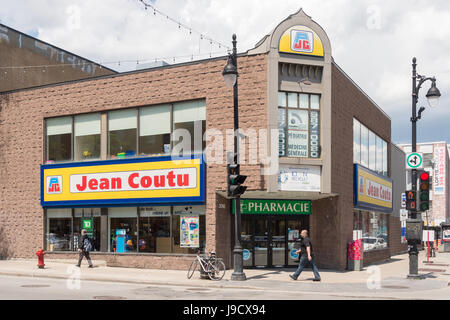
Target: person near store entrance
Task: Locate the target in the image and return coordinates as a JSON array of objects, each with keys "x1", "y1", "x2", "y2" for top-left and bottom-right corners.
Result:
[
  {"x1": 289, "y1": 230, "x2": 321, "y2": 281},
  {"x1": 76, "y1": 229, "x2": 94, "y2": 268}
]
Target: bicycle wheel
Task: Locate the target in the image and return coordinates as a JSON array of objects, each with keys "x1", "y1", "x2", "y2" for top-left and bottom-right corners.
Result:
[
  {"x1": 207, "y1": 259, "x2": 226, "y2": 281},
  {"x1": 187, "y1": 259, "x2": 198, "y2": 279}
]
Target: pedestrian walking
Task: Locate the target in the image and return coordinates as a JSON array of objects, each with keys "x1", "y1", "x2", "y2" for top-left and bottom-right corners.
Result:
[
  {"x1": 76, "y1": 229, "x2": 94, "y2": 268},
  {"x1": 290, "y1": 230, "x2": 321, "y2": 281}
]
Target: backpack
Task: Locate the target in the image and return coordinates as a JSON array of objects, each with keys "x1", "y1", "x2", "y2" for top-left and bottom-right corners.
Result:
[{"x1": 83, "y1": 237, "x2": 93, "y2": 252}]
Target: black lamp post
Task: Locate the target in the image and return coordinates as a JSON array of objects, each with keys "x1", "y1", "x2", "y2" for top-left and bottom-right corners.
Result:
[
  {"x1": 407, "y1": 57, "x2": 441, "y2": 278},
  {"x1": 223, "y1": 34, "x2": 246, "y2": 281}
]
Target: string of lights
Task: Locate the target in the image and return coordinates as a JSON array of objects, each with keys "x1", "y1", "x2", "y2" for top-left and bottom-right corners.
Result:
[
  {"x1": 0, "y1": 50, "x2": 230, "y2": 71},
  {"x1": 137, "y1": 0, "x2": 230, "y2": 51}
]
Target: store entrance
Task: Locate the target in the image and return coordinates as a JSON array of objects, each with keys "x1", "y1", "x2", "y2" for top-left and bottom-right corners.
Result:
[{"x1": 241, "y1": 215, "x2": 309, "y2": 268}]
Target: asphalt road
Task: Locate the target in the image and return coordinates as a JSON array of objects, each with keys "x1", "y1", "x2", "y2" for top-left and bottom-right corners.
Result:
[{"x1": 0, "y1": 274, "x2": 368, "y2": 300}]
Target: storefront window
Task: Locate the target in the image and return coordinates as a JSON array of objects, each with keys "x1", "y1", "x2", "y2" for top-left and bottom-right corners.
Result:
[
  {"x1": 360, "y1": 124, "x2": 369, "y2": 168},
  {"x1": 74, "y1": 208, "x2": 101, "y2": 252},
  {"x1": 74, "y1": 113, "x2": 101, "y2": 161},
  {"x1": 108, "y1": 109, "x2": 137, "y2": 158},
  {"x1": 369, "y1": 131, "x2": 376, "y2": 171},
  {"x1": 108, "y1": 207, "x2": 138, "y2": 252},
  {"x1": 172, "y1": 206, "x2": 206, "y2": 254},
  {"x1": 376, "y1": 136, "x2": 383, "y2": 174},
  {"x1": 139, "y1": 207, "x2": 171, "y2": 253},
  {"x1": 382, "y1": 140, "x2": 388, "y2": 176},
  {"x1": 173, "y1": 100, "x2": 206, "y2": 155},
  {"x1": 46, "y1": 117, "x2": 72, "y2": 162},
  {"x1": 139, "y1": 105, "x2": 171, "y2": 156},
  {"x1": 278, "y1": 91, "x2": 321, "y2": 158},
  {"x1": 356, "y1": 210, "x2": 389, "y2": 251},
  {"x1": 46, "y1": 208, "x2": 72, "y2": 251}
]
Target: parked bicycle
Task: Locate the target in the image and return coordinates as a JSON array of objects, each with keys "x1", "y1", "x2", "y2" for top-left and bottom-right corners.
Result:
[{"x1": 187, "y1": 249, "x2": 226, "y2": 281}]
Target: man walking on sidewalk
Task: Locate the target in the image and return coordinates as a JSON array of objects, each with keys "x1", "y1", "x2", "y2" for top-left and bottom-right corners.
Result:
[
  {"x1": 290, "y1": 230, "x2": 320, "y2": 281},
  {"x1": 76, "y1": 229, "x2": 94, "y2": 268}
]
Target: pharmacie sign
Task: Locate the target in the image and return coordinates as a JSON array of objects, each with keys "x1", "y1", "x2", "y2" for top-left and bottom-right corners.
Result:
[
  {"x1": 41, "y1": 155, "x2": 205, "y2": 207},
  {"x1": 354, "y1": 164, "x2": 392, "y2": 213},
  {"x1": 232, "y1": 199, "x2": 311, "y2": 215}
]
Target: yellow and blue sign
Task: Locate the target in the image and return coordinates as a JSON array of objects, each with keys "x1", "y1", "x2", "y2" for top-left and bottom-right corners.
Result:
[
  {"x1": 279, "y1": 25, "x2": 324, "y2": 57},
  {"x1": 354, "y1": 164, "x2": 393, "y2": 213},
  {"x1": 41, "y1": 155, "x2": 205, "y2": 208}
]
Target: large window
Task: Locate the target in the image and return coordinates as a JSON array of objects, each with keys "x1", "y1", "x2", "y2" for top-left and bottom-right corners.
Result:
[
  {"x1": 354, "y1": 210, "x2": 389, "y2": 252},
  {"x1": 109, "y1": 207, "x2": 138, "y2": 253},
  {"x1": 139, "y1": 105, "x2": 171, "y2": 156},
  {"x1": 46, "y1": 117, "x2": 72, "y2": 162},
  {"x1": 139, "y1": 206, "x2": 171, "y2": 253},
  {"x1": 353, "y1": 118, "x2": 388, "y2": 176},
  {"x1": 74, "y1": 113, "x2": 101, "y2": 161},
  {"x1": 173, "y1": 100, "x2": 206, "y2": 155},
  {"x1": 172, "y1": 206, "x2": 206, "y2": 254},
  {"x1": 46, "y1": 209, "x2": 72, "y2": 251},
  {"x1": 278, "y1": 92, "x2": 321, "y2": 158},
  {"x1": 108, "y1": 109, "x2": 137, "y2": 158}
]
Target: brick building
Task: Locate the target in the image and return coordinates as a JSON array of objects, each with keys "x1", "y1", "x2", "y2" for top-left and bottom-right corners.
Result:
[
  {"x1": 0, "y1": 9, "x2": 403, "y2": 270},
  {"x1": 0, "y1": 23, "x2": 115, "y2": 93}
]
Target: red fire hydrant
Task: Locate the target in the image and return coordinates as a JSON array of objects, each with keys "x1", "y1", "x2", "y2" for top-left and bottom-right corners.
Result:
[{"x1": 36, "y1": 249, "x2": 45, "y2": 269}]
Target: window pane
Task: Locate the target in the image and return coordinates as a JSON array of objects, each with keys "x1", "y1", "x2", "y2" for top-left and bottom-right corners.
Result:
[
  {"x1": 139, "y1": 105, "x2": 171, "y2": 156},
  {"x1": 109, "y1": 207, "x2": 137, "y2": 253},
  {"x1": 46, "y1": 208, "x2": 72, "y2": 252},
  {"x1": 382, "y1": 140, "x2": 388, "y2": 176},
  {"x1": 139, "y1": 206, "x2": 171, "y2": 253},
  {"x1": 172, "y1": 207, "x2": 206, "y2": 254},
  {"x1": 287, "y1": 93, "x2": 298, "y2": 108},
  {"x1": 173, "y1": 120, "x2": 205, "y2": 154},
  {"x1": 173, "y1": 100, "x2": 206, "y2": 123},
  {"x1": 360, "y1": 124, "x2": 369, "y2": 167},
  {"x1": 310, "y1": 94, "x2": 320, "y2": 110},
  {"x1": 278, "y1": 108, "x2": 286, "y2": 156},
  {"x1": 369, "y1": 131, "x2": 376, "y2": 171},
  {"x1": 288, "y1": 109, "x2": 309, "y2": 157},
  {"x1": 299, "y1": 94, "x2": 309, "y2": 109},
  {"x1": 108, "y1": 109, "x2": 137, "y2": 158},
  {"x1": 278, "y1": 92, "x2": 286, "y2": 107},
  {"x1": 376, "y1": 136, "x2": 383, "y2": 174},
  {"x1": 47, "y1": 117, "x2": 72, "y2": 162},
  {"x1": 74, "y1": 113, "x2": 101, "y2": 161},
  {"x1": 353, "y1": 119, "x2": 361, "y2": 164}
]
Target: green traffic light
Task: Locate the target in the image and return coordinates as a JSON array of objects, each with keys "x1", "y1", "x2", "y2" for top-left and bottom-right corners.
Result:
[
  {"x1": 420, "y1": 193, "x2": 429, "y2": 201},
  {"x1": 420, "y1": 203, "x2": 429, "y2": 211}
]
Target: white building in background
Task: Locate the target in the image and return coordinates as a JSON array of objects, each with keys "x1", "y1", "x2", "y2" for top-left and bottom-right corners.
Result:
[{"x1": 398, "y1": 142, "x2": 450, "y2": 227}]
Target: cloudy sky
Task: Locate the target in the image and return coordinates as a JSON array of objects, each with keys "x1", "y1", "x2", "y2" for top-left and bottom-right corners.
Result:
[{"x1": 1, "y1": 0, "x2": 449, "y2": 145}]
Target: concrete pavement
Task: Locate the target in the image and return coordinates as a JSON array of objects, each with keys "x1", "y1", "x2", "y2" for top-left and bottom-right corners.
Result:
[{"x1": 0, "y1": 250, "x2": 449, "y2": 299}]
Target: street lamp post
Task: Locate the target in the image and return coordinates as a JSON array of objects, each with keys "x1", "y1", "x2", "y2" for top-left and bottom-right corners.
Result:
[
  {"x1": 407, "y1": 57, "x2": 441, "y2": 279},
  {"x1": 223, "y1": 34, "x2": 246, "y2": 281}
]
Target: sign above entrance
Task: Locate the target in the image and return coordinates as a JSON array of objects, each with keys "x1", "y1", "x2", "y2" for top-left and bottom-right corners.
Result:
[
  {"x1": 279, "y1": 25, "x2": 324, "y2": 57},
  {"x1": 233, "y1": 199, "x2": 311, "y2": 215},
  {"x1": 41, "y1": 155, "x2": 205, "y2": 207},
  {"x1": 354, "y1": 164, "x2": 393, "y2": 213}
]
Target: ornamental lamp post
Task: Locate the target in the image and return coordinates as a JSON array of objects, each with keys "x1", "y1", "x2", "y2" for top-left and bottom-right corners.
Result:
[
  {"x1": 407, "y1": 57, "x2": 441, "y2": 279},
  {"x1": 223, "y1": 34, "x2": 247, "y2": 281}
]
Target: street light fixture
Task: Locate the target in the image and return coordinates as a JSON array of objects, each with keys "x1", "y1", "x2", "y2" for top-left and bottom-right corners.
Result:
[
  {"x1": 407, "y1": 57, "x2": 441, "y2": 279},
  {"x1": 222, "y1": 34, "x2": 246, "y2": 281}
]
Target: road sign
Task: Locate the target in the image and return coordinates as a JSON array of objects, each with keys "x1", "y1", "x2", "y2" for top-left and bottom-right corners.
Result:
[
  {"x1": 400, "y1": 209, "x2": 408, "y2": 221},
  {"x1": 406, "y1": 152, "x2": 423, "y2": 169},
  {"x1": 401, "y1": 192, "x2": 406, "y2": 208}
]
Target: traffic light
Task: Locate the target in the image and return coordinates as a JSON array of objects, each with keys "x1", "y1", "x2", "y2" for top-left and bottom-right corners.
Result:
[
  {"x1": 405, "y1": 190, "x2": 417, "y2": 212},
  {"x1": 418, "y1": 171, "x2": 430, "y2": 212},
  {"x1": 227, "y1": 163, "x2": 247, "y2": 197}
]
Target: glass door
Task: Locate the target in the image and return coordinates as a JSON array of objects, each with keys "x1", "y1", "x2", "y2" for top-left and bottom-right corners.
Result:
[
  {"x1": 254, "y1": 218, "x2": 269, "y2": 267},
  {"x1": 287, "y1": 217, "x2": 309, "y2": 266},
  {"x1": 241, "y1": 216, "x2": 255, "y2": 267},
  {"x1": 269, "y1": 217, "x2": 286, "y2": 267}
]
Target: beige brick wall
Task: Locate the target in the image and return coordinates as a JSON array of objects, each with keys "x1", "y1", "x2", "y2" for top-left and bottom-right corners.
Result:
[{"x1": 0, "y1": 54, "x2": 267, "y2": 266}]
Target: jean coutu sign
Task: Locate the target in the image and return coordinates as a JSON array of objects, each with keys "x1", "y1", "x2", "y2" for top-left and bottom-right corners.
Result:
[
  {"x1": 41, "y1": 155, "x2": 205, "y2": 207},
  {"x1": 354, "y1": 164, "x2": 392, "y2": 213}
]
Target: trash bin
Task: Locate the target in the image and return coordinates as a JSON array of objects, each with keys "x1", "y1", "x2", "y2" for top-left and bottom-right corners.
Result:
[{"x1": 347, "y1": 239, "x2": 363, "y2": 271}]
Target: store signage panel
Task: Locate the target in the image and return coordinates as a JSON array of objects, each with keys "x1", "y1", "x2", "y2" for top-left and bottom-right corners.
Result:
[
  {"x1": 354, "y1": 164, "x2": 393, "y2": 213},
  {"x1": 278, "y1": 165, "x2": 321, "y2": 192},
  {"x1": 433, "y1": 146, "x2": 446, "y2": 195},
  {"x1": 279, "y1": 25, "x2": 324, "y2": 57},
  {"x1": 233, "y1": 199, "x2": 311, "y2": 215},
  {"x1": 41, "y1": 155, "x2": 205, "y2": 207}
]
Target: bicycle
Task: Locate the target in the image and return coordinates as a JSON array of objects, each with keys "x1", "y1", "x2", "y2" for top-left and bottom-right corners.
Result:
[{"x1": 187, "y1": 249, "x2": 226, "y2": 281}]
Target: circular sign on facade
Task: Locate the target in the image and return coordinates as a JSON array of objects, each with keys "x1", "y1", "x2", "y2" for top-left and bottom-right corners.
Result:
[
  {"x1": 289, "y1": 248, "x2": 299, "y2": 260},
  {"x1": 406, "y1": 153, "x2": 423, "y2": 169},
  {"x1": 243, "y1": 249, "x2": 251, "y2": 261}
]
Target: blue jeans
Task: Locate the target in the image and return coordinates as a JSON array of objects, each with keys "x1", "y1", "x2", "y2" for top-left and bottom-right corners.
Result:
[{"x1": 293, "y1": 255, "x2": 321, "y2": 280}]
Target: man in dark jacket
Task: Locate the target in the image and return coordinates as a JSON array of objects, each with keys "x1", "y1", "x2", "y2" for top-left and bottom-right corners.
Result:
[
  {"x1": 76, "y1": 229, "x2": 94, "y2": 268},
  {"x1": 290, "y1": 230, "x2": 320, "y2": 281}
]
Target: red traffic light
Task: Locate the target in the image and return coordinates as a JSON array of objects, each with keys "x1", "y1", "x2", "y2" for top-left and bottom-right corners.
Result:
[{"x1": 420, "y1": 172, "x2": 429, "y2": 180}]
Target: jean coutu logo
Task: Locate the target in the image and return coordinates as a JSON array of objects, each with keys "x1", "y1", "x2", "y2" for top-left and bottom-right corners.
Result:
[
  {"x1": 47, "y1": 176, "x2": 62, "y2": 194},
  {"x1": 290, "y1": 30, "x2": 314, "y2": 53}
]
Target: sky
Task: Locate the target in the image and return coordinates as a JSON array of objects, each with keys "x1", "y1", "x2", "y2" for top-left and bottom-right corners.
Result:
[{"x1": 1, "y1": 0, "x2": 449, "y2": 145}]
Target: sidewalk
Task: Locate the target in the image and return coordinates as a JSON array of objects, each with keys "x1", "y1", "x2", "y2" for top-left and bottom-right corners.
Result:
[{"x1": 0, "y1": 250, "x2": 449, "y2": 298}]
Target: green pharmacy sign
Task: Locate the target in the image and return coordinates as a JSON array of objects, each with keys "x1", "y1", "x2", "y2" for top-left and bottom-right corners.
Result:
[{"x1": 232, "y1": 199, "x2": 311, "y2": 215}]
